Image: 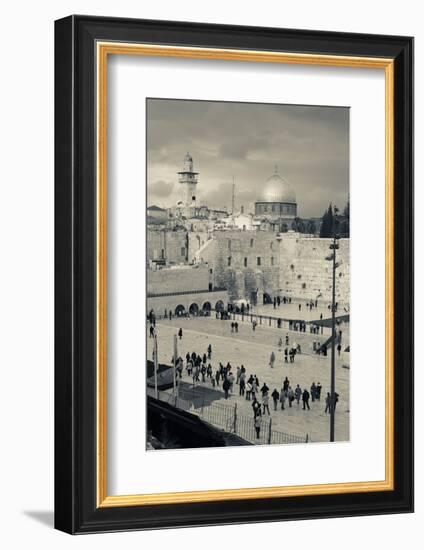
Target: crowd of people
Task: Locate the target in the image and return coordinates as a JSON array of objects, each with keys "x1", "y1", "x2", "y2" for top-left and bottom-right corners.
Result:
[
  {"x1": 148, "y1": 299, "x2": 347, "y2": 441},
  {"x1": 166, "y1": 330, "x2": 340, "y2": 440}
]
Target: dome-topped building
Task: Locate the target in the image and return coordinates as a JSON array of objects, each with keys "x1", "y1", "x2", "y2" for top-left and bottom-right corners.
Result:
[{"x1": 255, "y1": 166, "x2": 297, "y2": 220}]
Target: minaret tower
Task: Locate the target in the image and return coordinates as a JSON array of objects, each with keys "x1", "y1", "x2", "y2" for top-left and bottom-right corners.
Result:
[{"x1": 178, "y1": 152, "x2": 198, "y2": 207}]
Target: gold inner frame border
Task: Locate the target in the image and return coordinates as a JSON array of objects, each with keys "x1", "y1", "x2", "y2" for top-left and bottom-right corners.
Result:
[{"x1": 96, "y1": 42, "x2": 395, "y2": 508}]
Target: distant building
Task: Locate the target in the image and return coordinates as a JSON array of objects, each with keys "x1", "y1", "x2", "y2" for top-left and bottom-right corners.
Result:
[
  {"x1": 178, "y1": 152, "x2": 198, "y2": 207},
  {"x1": 147, "y1": 153, "x2": 349, "y2": 305},
  {"x1": 147, "y1": 204, "x2": 167, "y2": 226},
  {"x1": 147, "y1": 264, "x2": 229, "y2": 317},
  {"x1": 255, "y1": 167, "x2": 297, "y2": 217}
]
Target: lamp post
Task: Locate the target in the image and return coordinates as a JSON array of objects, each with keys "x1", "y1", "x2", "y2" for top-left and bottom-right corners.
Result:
[
  {"x1": 328, "y1": 234, "x2": 339, "y2": 442},
  {"x1": 325, "y1": 204, "x2": 341, "y2": 442},
  {"x1": 173, "y1": 334, "x2": 178, "y2": 405},
  {"x1": 153, "y1": 332, "x2": 158, "y2": 399}
]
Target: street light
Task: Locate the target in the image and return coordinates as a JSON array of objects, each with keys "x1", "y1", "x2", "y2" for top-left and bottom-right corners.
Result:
[
  {"x1": 326, "y1": 233, "x2": 340, "y2": 442},
  {"x1": 330, "y1": 235, "x2": 339, "y2": 442},
  {"x1": 153, "y1": 332, "x2": 158, "y2": 399}
]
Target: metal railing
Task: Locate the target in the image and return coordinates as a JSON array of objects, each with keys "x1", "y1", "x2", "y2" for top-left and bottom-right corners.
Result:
[
  {"x1": 147, "y1": 287, "x2": 227, "y2": 298},
  {"x1": 147, "y1": 386, "x2": 308, "y2": 446}
]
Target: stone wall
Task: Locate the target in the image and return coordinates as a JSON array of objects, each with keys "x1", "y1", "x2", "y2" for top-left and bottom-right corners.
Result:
[
  {"x1": 278, "y1": 234, "x2": 349, "y2": 304},
  {"x1": 193, "y1": 230, "x2": 281, "y2": 302},
  {"x1": 147, "y1": 264, "x2": 211, "y2": 296},
  {"x1": 189, "y1": 229, "x2": 349, "y2": 305},
  {"x1": 147, "y1": 289, "x2": 229, "y2": 318},
  {"x1": 147, "y1": 228, "x2": 188, "y2": 264}
]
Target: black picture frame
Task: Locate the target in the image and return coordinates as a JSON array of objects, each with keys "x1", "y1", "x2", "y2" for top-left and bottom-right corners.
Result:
[{"x1": 55, "y1": 15, "x2": 414, "y2": 534}]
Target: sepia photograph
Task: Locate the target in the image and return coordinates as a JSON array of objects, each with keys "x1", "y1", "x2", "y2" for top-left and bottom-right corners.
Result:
[{"x1": 146, "y1": 98, "x2": 350, "y2": 450}]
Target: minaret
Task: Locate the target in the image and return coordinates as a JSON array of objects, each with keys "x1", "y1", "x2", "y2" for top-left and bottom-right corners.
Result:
[{"x1": 178, "y1": 152, "x2": 198, "y2": 207}]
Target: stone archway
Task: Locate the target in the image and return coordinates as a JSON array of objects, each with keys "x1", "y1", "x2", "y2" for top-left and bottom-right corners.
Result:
[
  {"x1": 202, "y1": 301, "x2": 212, "y2": 313},
  {"x1": 175, "y1": 304, "x2": 186, "y2": 317},
  {"x1": 189, "y1": 303, "x2": 199, "y2": 316}
]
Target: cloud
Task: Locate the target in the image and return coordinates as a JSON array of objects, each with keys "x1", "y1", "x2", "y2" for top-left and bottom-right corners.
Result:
[
  {"x1": 146, "y1": 99, "x2": 349, "y2": 217},
  {"x1": 150, "y1": 179, "x2": 174, "y2": 196}
]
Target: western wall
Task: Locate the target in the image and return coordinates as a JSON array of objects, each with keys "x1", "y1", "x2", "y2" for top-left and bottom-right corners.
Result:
[{"x1": 191, "y1": 230, "x2": 349, "y2": 305}]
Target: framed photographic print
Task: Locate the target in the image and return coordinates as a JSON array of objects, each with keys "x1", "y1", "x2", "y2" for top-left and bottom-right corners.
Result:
[{"x1": 54, "y1": 15, "x2": 414, "y2": 533}]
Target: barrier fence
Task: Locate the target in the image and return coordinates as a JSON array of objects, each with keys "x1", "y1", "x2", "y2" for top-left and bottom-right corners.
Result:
[{"x1": 147, "y1": 386, "x2": 308, "y2": 446}]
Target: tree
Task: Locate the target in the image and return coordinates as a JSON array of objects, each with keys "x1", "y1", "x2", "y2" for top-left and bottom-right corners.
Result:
[
  {"x1": 341, "y1": 199, "x2": 350, "y2": 236},
  {"x1": 319, "y1": 203, "x2": 334, "y2": 238}
]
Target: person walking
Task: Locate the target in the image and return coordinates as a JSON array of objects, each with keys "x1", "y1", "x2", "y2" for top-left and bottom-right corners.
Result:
[
  {"x1": 337, "y1": 343, "x2": 342, "y2": 357},
  {"x1": 295, "y1": 384, "x2": 302, "y2": 405},
  {"x1": 178, "y1": 327, "x2": 183, "y2": 340},
  {"x1": 252, "y1": 320, "x2": 257, "y2": 331},
  {"x1": 283, "y1": 376, "x2": 290, "y2": 395},
  {"x1": 285, "y1": 333, "x2": 289, "y2": 346},
  {"x1": 278, "y1": 336, "x2": 283, "y2": 350},
  {"x1": 215, "y1": 368, "x2": 220, "y2": 387},
  {"x1": 333, "y1": 392, "x2": 339, "y2": 410},
  {"x1": 231, "y1": 322, "x2": 234, "y2": 333},
  {"x1": 316, "y1": 382, "x2": 322, "y2": 400},
  {"x1": 228, "y1": 371, "x2": 235, "y2": 394},
  {"x1": 245, "y1": 379, "x2": 253, "y2": 400},
  {"x1": 302, "y1": 389, "x2": 310, "y2": 410},
  {"x1": 254, "y1": 412, "x2": 262, "y2": 440},
  {"x1": 235, "y1": 321, "x2": 239, "y2": 333},
  {"x1": 251, "y1": 397, "x2": 261, "y2": 417},
  {"x1": 279, "y1": 388, "x2": 286, "y2": 410},
  {"x1": 284, "y1": 347, "x2": 288, "y2": 364},
  {"x1": 207, "y1": 343, "x2": 212, "y2": 359},
  {"x1": 269, "y1": 351, "x2": 276, "y2": 368},
  {"x1": 325, "y1": 392, "x2": 331, "y2": 413},
  {"x1": 260, "y1": 382, "x2": 269, "y2": 397},
  {"x1": 251, "y1": 379, "x2": 258, "y2": 401},
  {"x1": 223, "y1": 377, "x2": 231, "y2": 399},
  {"x1": 206, "y1": 363, "x2": 212, "y2": 379},
  {"x1": 310, "y1": 382, "x2": 317, "y2": 402},
  {"x1": 287, "y1": 386, "x2": 294, "y2": 407},
  {"x1": 201, "y1": 364, "x2": 206, "y2": 383},
  {"x1": 271, "y1": 388, "x2": 279, "y2": 411},
  {"x1": 262, "y1": 393, "x2": 270, "y2": 415},
  {"x1": 239, "y1": 375, "x2": 246, "y2": 396},
  {"x1": 236, "y1": 366, "x2": 241, "y2": 385}
]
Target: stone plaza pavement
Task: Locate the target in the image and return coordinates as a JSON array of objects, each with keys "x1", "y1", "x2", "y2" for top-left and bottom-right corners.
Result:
[
  {"x1": 147, "y1": 313, "x2": 350, "y2": 444},
  {"x1": 251, "y1": 301, "x2": 350, "y2": 327}
]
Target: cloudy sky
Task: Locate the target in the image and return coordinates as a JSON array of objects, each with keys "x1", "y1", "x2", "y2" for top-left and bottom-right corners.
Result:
[{"x1": 146, "y1": 98, "x2": 349, "y2": 218}]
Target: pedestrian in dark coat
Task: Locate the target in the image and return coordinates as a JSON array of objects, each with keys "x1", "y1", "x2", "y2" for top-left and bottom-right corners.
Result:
[
  {"x1": 254, "y1": 412, "x2": 262, "y2": 439},
  {"x1": 223, "y1": 377, "x2": 231, "y2": 399},
  {"x1": 260, "y1": 383, "x2": 269, "y2": 397},
  {"x1": 252, "y1": 397, "x2": 261, "y2": 417},
  {"x1": 310, "y1": 382, "x2": 317, "y2": 402},
  {"x1": 302, "y1": 389, "x2": 310, "y2": 410},
  {"x1": 325, "y1": 392, "x2": 331, "y2": 413},
  {"x1": 178, "y1": 328, "x2": 183, "y2": 340}
]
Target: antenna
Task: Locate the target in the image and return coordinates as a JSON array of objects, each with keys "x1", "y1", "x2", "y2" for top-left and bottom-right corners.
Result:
[{"x1": 231, "y1": 176, "x2": 236, "y2": 214}]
